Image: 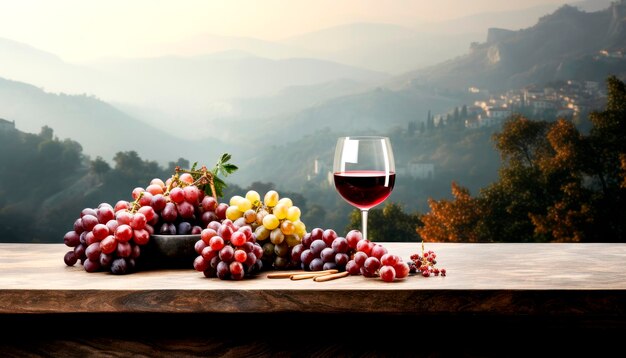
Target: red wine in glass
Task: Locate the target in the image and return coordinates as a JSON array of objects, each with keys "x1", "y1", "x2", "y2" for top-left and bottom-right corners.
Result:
[
  {"x1": 333, "y1": 136, "x2": 395, "y2": 240},
  {"x1": 333, "y1": 170, "x2": 395, "y2": 210}
]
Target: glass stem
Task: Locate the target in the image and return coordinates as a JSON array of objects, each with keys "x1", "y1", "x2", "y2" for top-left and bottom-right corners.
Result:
[{"x1": 361, "y1": 209, "x2": 368, "y2": 241}]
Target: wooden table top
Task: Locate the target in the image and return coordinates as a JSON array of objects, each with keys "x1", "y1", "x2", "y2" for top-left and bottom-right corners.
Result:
[{"x1": 1, "y1": 243, "x2": 626, "y2": 315}]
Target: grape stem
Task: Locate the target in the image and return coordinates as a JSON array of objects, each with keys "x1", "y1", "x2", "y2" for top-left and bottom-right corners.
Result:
[{"x1": 128, "y1": 191, "x2": 144, "y2": 214}]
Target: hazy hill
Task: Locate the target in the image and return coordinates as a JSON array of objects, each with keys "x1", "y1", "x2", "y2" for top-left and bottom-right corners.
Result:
[
  {"x1": 0, "y1": 76, "x2": 226, "y2": 164},
  {"x1": 282, "y1": 22, "x2": 480, "y2": 74},
  {"x1": 403, "y1": 1, "x2": 626, "y2": 91}
]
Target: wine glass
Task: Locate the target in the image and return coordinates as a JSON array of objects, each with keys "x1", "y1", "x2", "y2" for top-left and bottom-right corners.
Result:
[{"x1": 333, "y1": 136, "x2": 395, "y2": 240}]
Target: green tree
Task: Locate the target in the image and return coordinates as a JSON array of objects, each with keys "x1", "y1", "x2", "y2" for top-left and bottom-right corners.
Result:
[{"x1": 348, "y1": 202, "x2": 421, "y2": 242}]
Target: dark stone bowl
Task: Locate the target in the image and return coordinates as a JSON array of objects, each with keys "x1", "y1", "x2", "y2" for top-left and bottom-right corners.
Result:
[{"x1": 149, "y1": 234, "x2": 199, "y2": 259}]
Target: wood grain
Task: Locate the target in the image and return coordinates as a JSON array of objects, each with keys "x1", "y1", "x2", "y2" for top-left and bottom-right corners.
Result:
[{"x1": 1, "y1": 243, "x2": 626, "y2": 316}]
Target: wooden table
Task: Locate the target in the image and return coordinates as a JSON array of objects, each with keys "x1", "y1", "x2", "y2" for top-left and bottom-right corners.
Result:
[{"x1": 1, "y1": 243, "x2": 625, "y2": 356}]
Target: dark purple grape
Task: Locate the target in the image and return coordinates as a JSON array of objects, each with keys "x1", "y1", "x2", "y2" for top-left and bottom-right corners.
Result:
[
  {"x1": 309, "y1": 258, "x2": 324, "y2": 271},
  {"x1": 79, "y1": 231, "x2": 87, "y2": 245},
  {"x1": 203, "y1": 268, "x2": 217, "y2": 278},
  {"x1": 219, "y1": 246, "x2": 234, "y2": 263},
  {"x1": 159, "y1": 223, "x2": 176, "y2": 235},
  {"x1": 201, "y1": 211, "x2": 219, "y2": 226},
  {"x1": 117, "y1": 241, "x2": 132, "y2": 258},
  {"x1": 177, "y1": 201, "x2": 195, "y2": 219},
  {"x1": 216, "y1": 261, "x2": 230, "y2": 279},
  {"x1": 177, "y1": 221, "x2": 192, "y2": 235},
  {"x1": 83, "y1": 258, "x2": 101, "y2": 273},
  {"x1": 96, "y1": 206, "x2": 115, "y2": 224},
  {"x1": 161, "y1": 202, "x2": 178, "y2": 222},
  {"x1": 111, "y1": 258, "x2": 128, "y2": 275},
  {"x1": 81, "y1": 215, "x2": 98, "y2": 231},
  {"x1": 331, "y1": 237, "x2": 349, "y2": 253},
  {"x1": 81, "y1": 208, "x2": 97, "y2": 218},
  {"x1": 253, "y1": 244, "x2": 263, "y2": 259},
  {"x1": 323, "y1": 262, "x2": 338, "y2": 271},
  {"x1": 310, "y1": 240, "x2": 327, "y2": 256},
  {"x1": 335, "y1": 253, "x2": 349, "y2": 267},
  {"x1": 85, "y1": 242, "x2": 102, "y2": 261},
  {"x1": 127, "y1": 258, "x2": 136, "y2": 271},
  {"x1": 194, "y1": 256, "x2": 210, "y2": 272},
  {"x1": 73, "y1": 218, "x2": 85, "y2": 235},
  {"x1": 73, "y1": 244, "x2": 86, "y2": 260},
  {"x1": 364, "y1": 257, "x2": 381, "y2": 273},
  {"x1": 64, "y1": 231, "x2": 80, "y2": 247},
  {"x1": 210, "y1": 256, "x2": 220, "y2": 269},
  {"x1": 191, "y1": 226, "x2": 203, "y2": 235},
  {"x1": 242, "y1": 242, "x2": 255, "y2": 253},
  {"x1": 150, "y1": 194, "x2": 167, "y2": 212},
  {"x1": 64, "y1": 251, "x2": 78, "y2": 266},
  {"x1": 322, "y1": 229, "x2": 337, "y2": 246},
  {"x1": 131, "y1": 244, "x2": 141, "y2": 259},
  {"x1": 245, "y1": 252, "x2": 257, "y2": 267},
  {"x1": 300, "y1": 249, "x2": 314, "y2": 266},
  {"x1": 254, "y1": 259, "x2": 263, "y2": 272},
  {"x1": 99, "y1": 252, "x2": 113, "y2": 268},
  {"x1": 291, "y1": 244, "x2": 304, "y2": 264},
  {"x1": 301, "y1": 233, "x2": 312, "y2": 248},
  {"x1": 320, "y1": 247, "x2": 336, "y2": 263},
  {"x1": 310, "y1": 228, "x2": 323, "y2": 242}
]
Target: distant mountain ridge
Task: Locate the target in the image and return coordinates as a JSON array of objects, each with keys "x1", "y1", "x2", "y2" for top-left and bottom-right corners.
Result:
[
  {"x1": 0, "y1": 76, "x2": 226, "y2": 164},
  {"x1": 405, "y1": 1, "x2": 626, "y2": 91}
]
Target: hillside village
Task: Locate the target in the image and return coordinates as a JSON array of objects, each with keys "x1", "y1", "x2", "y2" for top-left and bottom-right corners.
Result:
[{"x1": 432, "y1": 77, "x2": 608, "y2": 130}]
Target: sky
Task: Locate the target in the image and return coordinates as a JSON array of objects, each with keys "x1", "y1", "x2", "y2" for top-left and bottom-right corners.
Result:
[{"x1": 0, "y1": 0, "x2": 571, "y2": 62}]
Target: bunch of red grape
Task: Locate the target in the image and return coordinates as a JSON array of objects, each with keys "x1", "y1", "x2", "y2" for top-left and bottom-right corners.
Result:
[
  {"x1": 63, "y1": 172, "x2": 226, "y2": 274},
  {"x1": 192, "y1": 219, "x2": 264, "y2": 280},
  {"x1": 294, "y1": 228, "x2": 410, "y2": 282},
  {"x1": 140, "y1": 174, "x2": 227, "y2": 235},
  {"x1": 62, "y1": 201, "x2": 155, "y2": 274},
  {"x1": 409, "y1": 248, "x2": 447, "y2": 277}
]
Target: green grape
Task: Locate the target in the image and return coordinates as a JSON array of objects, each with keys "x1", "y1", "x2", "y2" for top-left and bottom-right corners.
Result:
[
  {"x1": 278, "y1": 198, "x2": 293, "y2": 207},
  {"x1": 294, "y1": 220, "x2": 306, "y2": 237},
  {"x1": 255, "y1": 226, "x2": 270, "y2": 241},
  {"x1": 245, "y1": 190, "x2": 261, "y2": 207},
  {"x1": 262, "y1": 242, "x2": 275, "y2": 257},
  {"x1": 256, "y1": 209, "x2": 268, "y2": 225},
  {"x1": 263, "y1": 214, "x2": 280, "y2": 230},
  {"x1": 287, "y1": 206, "x2": 301, "y2": 222},
  {"x1": 273, "y1": 203, "x2": 288, "y2": 220},
  {"x1": 270, "y1": 228, "x2": 285, "y2": 244},
  {"x1": 226, "y1": 205, "x2": 243, "y2": 220},
  {"x1": 229, "y1": 195, "x2": 244, "y2": 207},
  {"x1": 274, "y1": 242, "x2": 289, "y2": 257},
  {"x1": 238, "y1": 198, "x2": 252, "y2": 212},
  {"x1": 244, "y1": 209, "x2": 257, "y2": 224},
  {"x1": 264, "y1": 190, "x2": 279, "y2": 207},
  {"x1": 285, "y1": 234, "x2": 301, "y2": 247},
  {"x1": 274, "y1": 256, "x2": 288, "y2": 268},
  {"x1": 280, "y1": 220, "x2": 295, "y2": 235}
]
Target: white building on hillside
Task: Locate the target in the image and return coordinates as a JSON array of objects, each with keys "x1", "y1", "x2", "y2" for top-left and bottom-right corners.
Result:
[{"x1": 0, "y1": 118, "x2": 16, "y2": 132}]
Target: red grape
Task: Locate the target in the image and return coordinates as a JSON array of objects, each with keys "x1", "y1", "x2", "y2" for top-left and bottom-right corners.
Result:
[{"x1": 379, "y1": 265, "x2": 396, "y2": 282}]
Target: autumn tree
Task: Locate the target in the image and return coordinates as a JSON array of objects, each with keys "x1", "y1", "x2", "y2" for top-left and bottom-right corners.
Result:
[
  {"x1": 417, "y1": 182, "x2": 483, "y2": 242},
  {"x1": 418, "y1": 76, "x2": 626, "y2": 243}
]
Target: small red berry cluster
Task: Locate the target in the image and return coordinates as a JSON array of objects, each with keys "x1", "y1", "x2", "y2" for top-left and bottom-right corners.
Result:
[{"x1": 408, "y1": 243, "x2": 447, "y2": 277}]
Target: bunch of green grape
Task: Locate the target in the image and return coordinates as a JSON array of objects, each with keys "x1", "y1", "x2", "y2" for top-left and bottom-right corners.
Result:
[{"x1": 225, "y1": 190, "x2": 306, "y2": 269}]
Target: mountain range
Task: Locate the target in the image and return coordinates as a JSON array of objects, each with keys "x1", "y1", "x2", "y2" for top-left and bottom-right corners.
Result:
[
  {"x1": 0, "y1": 76, "x2": 226, "y2": 164},
  {"x1": 405, "y1": 1, "x2": 626, "y2": 90},
  {"x1": 0, "y1": 0, "x2": 623, "y2": 176}
]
